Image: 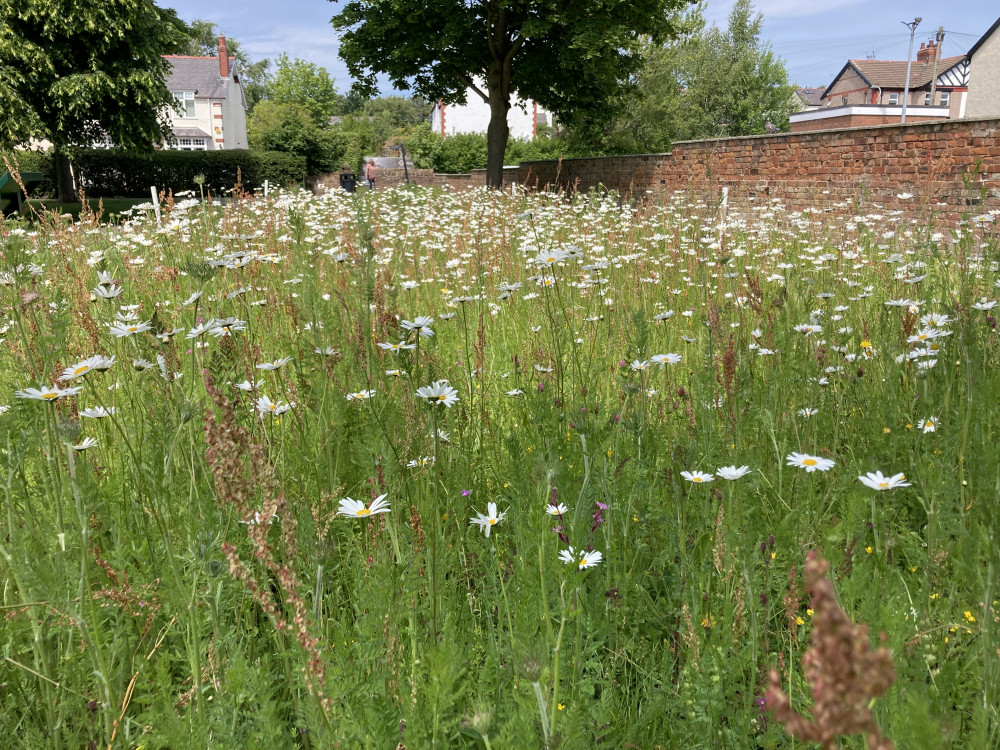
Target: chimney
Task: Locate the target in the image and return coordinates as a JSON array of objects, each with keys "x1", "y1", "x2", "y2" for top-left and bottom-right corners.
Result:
[
  {"x1": 218, "y1": 35, "x2": 229, "y2": 77},
  {"x1": 917, "y1": 40, "x2": 938, "y2": 64}
]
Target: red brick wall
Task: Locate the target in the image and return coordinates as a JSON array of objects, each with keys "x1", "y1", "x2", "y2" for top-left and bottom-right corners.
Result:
[
  {"x1": 517, "y1": 117, "x2": 1000, "y2": 220},
  {"x1": 790, "y1": 114, "x2": 945, "y2": 132}
]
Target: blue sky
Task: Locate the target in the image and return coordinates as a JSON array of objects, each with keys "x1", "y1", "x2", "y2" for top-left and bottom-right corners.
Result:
[{"x1": 163, "y1": 0, "x2": 999, "y2": 92}]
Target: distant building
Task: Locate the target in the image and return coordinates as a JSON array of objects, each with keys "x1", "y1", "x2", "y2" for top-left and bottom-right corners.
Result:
[
  {"x1": 430, "y1": 82, "x2": 551, "y2": 140},
  {"x1": 793, "y1": 87, "x2": 824, "y2": 111},
  {"x1": 790, "y1": 39, "x2": 968, "y2": 132},
  {"x1": 965, "y1": 16, "x2": 1000, "y2": 118},
  {"x1": 163, "y1": 36, "x2": 248, "y2": 151}
]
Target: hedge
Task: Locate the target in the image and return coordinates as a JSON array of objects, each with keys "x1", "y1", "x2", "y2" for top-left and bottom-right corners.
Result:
[{"x1": 70, "y1": 149, "x2": 306, "y2": 198}]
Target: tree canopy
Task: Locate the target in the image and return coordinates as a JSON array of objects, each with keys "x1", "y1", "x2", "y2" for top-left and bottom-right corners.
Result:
[
  {"x1": 584, "y1": 0, "x2": 794, "y2": 153},
  {"x1": 268, "y1": 54, "x2": 342, "y2": 124},
  {"x1": 331, "y1": 0, "x2": 693, "y2": 187},
  {"x1": 0, "y1": 0, "x2": 187, "y2": 200}
]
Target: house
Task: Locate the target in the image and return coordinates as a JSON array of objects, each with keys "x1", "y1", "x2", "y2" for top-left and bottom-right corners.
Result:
[
  {"x1": 430, "y1": 81, "x2": 552, "y2": 140},
  {"x1": 793, "y1": 87, "x2": 824, "y2": 112},
  {"x1": 965, "y1": 16, "x2": 1000, "y2": 118},
  {"x1": 789, "y1": 39, "x2": 969, "y2": 132},
  {"x1": 162, "y1": 36, "x2": 248, "y2": 151}
]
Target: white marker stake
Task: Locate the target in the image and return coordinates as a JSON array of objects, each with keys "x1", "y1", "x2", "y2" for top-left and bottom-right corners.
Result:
[
  {"x1": 150, "y1": 185, "x2": 161, "y2": 223},
  {"x1": 264, "y1": 179, "x2": 269, "y2": 197}
]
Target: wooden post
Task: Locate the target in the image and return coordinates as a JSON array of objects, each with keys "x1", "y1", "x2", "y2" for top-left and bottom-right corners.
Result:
[{"x1": 150, "y1": 185, "x2": 161, "y2": 223}]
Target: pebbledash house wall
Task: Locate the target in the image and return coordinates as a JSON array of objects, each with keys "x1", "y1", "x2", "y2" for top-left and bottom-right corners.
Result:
[{"x1": 516, "y1": 117, "x2": 1000, "y2": 220}]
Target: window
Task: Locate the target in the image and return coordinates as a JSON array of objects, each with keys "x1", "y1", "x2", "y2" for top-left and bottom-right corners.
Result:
[
  {"x1": 175, "y1": 138, "x2": 207, "y2": 151},
  {"x1": 173, "y1": 91, "x2": 195, "y2": 118},
  {"x1": 939, "y1": 91, "x2": 950, "y2": 107},
  {"x1": 888, "y1": 92, "x2": 899, "y2": 105},
  {"x1": 842, "y1": 96, "x2": 848, "y2": 106}
]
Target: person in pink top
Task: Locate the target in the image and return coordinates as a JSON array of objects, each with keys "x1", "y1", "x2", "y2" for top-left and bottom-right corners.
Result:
[{"x1": 365, "y1": 159, "x2": 376, "y2": 190}]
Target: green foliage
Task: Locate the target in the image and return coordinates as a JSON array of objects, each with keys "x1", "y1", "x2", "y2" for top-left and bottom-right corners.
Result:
[
  {"x1": 332, "y1": 0, "x2": 693, "y2": 184},
  {"x1": 578, "y1": 0, "x2": 795, "y2": 153},
  {"x1": 68, "y1": 148, "x2": 305, "y2": 196},
  {"x1": 267, "y1": 54, "x2": 341, "y2": 124},
  {"x1": 0, "y1": 0, "x2": 186, "y2": 152},
  {"x1": 3, "y1": 186, "x2": 999, "y2": 748},
  {"x1": 248, "y1": 101, "x2": 345, "y2": 174}
]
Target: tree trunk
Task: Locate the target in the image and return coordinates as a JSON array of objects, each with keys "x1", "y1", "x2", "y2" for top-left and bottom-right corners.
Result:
[
  {"x1": 485, "y1": 73, "x2": 510, "y2": 190},
  {"x1": 54, "y1": 149, "x2": 75, "y2": 204}
]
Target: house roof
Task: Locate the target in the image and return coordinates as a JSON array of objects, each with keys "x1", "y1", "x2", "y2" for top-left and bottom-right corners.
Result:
[
  {"x1": 967, "y1": 16, "x2": 1000, "y2": 58},
  {"x1": 171, "y1": 127, "x2": 211, "y2": 139},
  {"x1": 796, "y1": 87, "x2": 824, "y2": 106},
  {"x1": 822, "y1": 56, "x2": 965, "y2": 99},
  {"x1": 164, "y1": 56, "x2": 233, "y2": 99}
]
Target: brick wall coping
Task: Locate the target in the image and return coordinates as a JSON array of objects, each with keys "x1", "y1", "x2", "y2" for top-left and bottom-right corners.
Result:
[{"x1": 519, "y1": 116, "x2": 1000, "y2": 167}]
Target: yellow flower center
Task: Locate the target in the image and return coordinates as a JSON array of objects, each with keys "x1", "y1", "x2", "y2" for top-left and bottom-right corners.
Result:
[
  {"x1": 692, "y1": 476, "x2": 703, "y2": 482},
  {"x1": 43, "y1": 392, "x2": 59, "y2": 400},
  {"x1": 879, "y1": 482, "x2": 889, "y2": 488},
  {"x1": 488, "y1": 518, "x2": 496, "y2": 525},
  {"x1": 73, "y1": 366, "x2": 89, "y2": 375},
  {"x1": 356, "y1": 508, "x2": 371, "y2": 516},
  {"x1": 802, "y1": 458, "x2": 817, "y2": 466},
  {"x1": 269, "y1": 404, "x2": 276, "y2": 411},
  {"x1": 437, "y1": 395, "x2": 446, "y2": 401},
  {"x1": 578, "y1": 558, "x2": 587, "y2": 567}
]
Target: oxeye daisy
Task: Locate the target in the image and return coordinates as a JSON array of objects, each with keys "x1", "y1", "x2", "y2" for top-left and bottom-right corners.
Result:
[
  {"x1": 346, "y1": 390, "x2": 375, "y2": 401},
  {"x1": 59, "y1": 355, "x2": 112, "y2": 381},
  {"x1": 72, "y1": 437, "x2": 99, "y2": 452},
  {"x1": 415, "y1": 381, "x2": 459, "y2": 407},
  {"x1": 337, "y1": 494, "x2": 390, "y2": 518},
  {"x1": 401, "y1": 316, "x2": 435, "y2": 338},
  {"x1": 681, "y1": 470, "x2": 714, "y2": 484},
  {"x1": 256, "y1": 396, "x2": 292, "y2": 417},
  {"x1": 256, "y1": 357, "x2": 292, "y2": 371},
  {"x1": 651, "y1": 353, "x2": 682, "y2": 366},
  {"x1": 16, "y1": 385, "x2": 83, "y2": 402},
  {"x1": 546, "y1": 503, "x2": 569, "y2": 516},
  {"x1": 80, "y1": 406, "x2": 116, "y2": 419},
  {"x1": 919, "y1": 416, "x2": 938, "y2": 433},
  {"x1": 378, "y1": 340, "x2": 416, "y2": 352},
  {"x1": 716, "y1": 465, "x2": 751, "y2": 480},
  {"x1": 786, "y1": 452, "x2": 835, "y2": 472},
  {"x1": 558, "y1": 546, "x2": 603, "y2": 570},
  {"x1": 107, "y1": 320, "x2": 152, "y2": 337},
  {"x1": 470, "y1": 502, "x2": 507, "y2": 538},
  {"x1": 858, "y1": 471, "x2": 911, "y2": 490}
]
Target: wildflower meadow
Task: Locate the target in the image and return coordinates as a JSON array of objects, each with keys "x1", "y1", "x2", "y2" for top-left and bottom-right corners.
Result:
[{"x1": 1, "y1": 184, "x2": 999, "y2": 749}]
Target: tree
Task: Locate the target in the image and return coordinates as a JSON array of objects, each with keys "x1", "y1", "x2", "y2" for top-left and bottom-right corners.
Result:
[
  {"x1": 248, "y1": 101, "x2": 344, "y2": 174},
  {"x1": 179, "y1": 19, "x2": 272, "y2": 112},
  {"x1": 331, "y1": 0, "x2": 693, "y2": 188},
  {"x1": 572, "y1": 0, "x2": 794, "y2": 153},
  {"x1": 0, "y1": 0, "x2": 187, "y2": 202},
  {"x1": 672, "y1": 0, "x2": 793, "y2": 138},
  {"x1": 268, "y1": 55, "x2": 342, "y2": 124}
]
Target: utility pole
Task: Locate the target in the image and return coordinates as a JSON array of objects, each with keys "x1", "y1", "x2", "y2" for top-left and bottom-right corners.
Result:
[
  {"x1": 929, "y1": 26, "x2": 945, "y2": 105},
  {"x1": 901, "y1": 17, "x2": 922, "y2": 123}
]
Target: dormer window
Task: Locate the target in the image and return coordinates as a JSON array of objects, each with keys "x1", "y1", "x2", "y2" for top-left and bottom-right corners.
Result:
[
  {"x1": 888, "y1": 92, "x2": 899, "y2": 105},
  {"x1": 173, "y1": 91, "x2": 195, "y2": 118}
]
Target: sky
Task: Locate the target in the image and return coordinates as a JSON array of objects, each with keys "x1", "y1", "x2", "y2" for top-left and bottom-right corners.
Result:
[{"x1": 163, "y1": 0, "x2": 999, "y2": 93}]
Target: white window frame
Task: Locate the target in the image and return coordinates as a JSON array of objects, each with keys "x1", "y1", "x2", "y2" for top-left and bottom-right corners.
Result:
[
  {"x1": 888, "y1": 92, "x2": 899, "y2": 105},
  {"x1": 842, "y1": 96, "x2": 848, "y2": 106},
  {"x1": 174, "y1": 138, "x2": 207, "y2": 151},
  {"x1": 173, "y1": 91, "x2": 196, "y2": 119},
  {"x1": 939, "y1": 91, "x2": 950, "y2": 107},
  {"x1": 923, "y1": 92, "x2": 931, "y2": 106}
]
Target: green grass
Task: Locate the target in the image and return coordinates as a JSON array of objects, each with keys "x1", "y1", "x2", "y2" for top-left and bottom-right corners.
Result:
[
  {"x1": 24, "y1": 197, "x2": 154, "y2": 222},
  {"x1": 0, "y1": 185, "x2": 999, "y2": 749}
]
